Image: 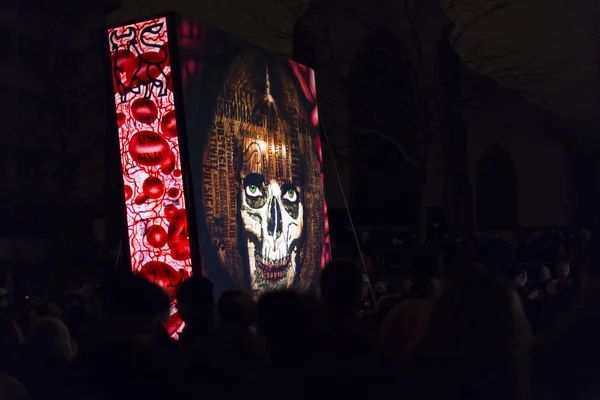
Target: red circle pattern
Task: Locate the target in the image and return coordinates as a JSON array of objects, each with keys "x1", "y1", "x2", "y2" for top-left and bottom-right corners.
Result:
[{"x1": 108, "y1": 18, "x2": 192, "y2": 336}]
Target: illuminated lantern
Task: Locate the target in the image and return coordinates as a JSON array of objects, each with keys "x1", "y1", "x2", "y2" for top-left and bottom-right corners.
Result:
[
  {"x1": 167, "y1": 210, "x2": 191, "y2": 261},
  {"x1": 160, "y1": 110, "x2": 177, "y2": 137},
  {"x1": 146, "y1": 225, "x2": 168, "y2": 248},
  {"x1": 160, "y1": 150, "x2": 176, "y2": 175},
  {"x1": 124, "y1": 185, "x2": 133, "y2": 200},
  {"x1": 167, "y1": 187, "x2": 179, "y2": 198},
  {"x1": 139, "y1": 260, "x2": 189, "y2": 296},
  {"x1": 117, "y1": 112, "x2": 126, "y2": 128},
  {"x1": 173, "y1": 169, "x2": 182, "y2": 178},
  {"x1": 131, "y1": 98, "x2": 158, "y2": 125},
  {"x1": 128, "y1": 131, "x2": 170, "y2": 167},
  {"x1": 143, "y1": 176, "x2": 164, "y2": 199}
]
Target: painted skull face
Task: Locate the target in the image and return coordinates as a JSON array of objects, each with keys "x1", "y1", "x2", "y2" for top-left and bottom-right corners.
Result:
[
  {"x1": 240, "y1": 159, "x2": 304, "y2": 291},
  {"x1": 202, "y1": 52, "x2": 325, "y2": 295},
  {"x1": 238, "y1": 66, "x2": 306, "y2": 293}
]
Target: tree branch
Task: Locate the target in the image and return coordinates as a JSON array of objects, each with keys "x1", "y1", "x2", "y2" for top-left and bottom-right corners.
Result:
[
  {"x1": 357, "y1": 128, "x2": 419, "y2": 168},
  {"x1": 451, "y1": 1, "x2": 511, "y2": 45}
]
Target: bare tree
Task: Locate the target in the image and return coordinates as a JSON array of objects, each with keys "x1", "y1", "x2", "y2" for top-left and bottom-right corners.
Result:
[{"x1": 246, "y1": 0, "x2": 565, "y2": 240}]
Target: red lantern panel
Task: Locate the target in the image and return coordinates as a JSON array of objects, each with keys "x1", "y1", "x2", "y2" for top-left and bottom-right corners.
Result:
[{"x1": 107, "y1": 17, "x2": 192, "y2": 336}]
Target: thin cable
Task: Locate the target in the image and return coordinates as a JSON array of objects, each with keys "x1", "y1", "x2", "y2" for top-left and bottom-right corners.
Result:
[{"x1": 318, "y1": 109, "x2": 377, "y2": 306}]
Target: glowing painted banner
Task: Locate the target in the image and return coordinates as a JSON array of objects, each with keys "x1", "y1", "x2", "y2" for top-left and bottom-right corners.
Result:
[
  {"x1": 177, "y1": 18, "x2": 331, "y2": 296},
  {"x1": 107, "y1": 17, "x2": 190, "y2": 335},
  {"x1": 106, "y1": 14, "x2": 331, "y2": 308}
]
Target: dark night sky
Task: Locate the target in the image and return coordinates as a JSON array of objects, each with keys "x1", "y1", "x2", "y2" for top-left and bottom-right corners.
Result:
[
  {"x1": 111, "y1": 0, "x2": 599, "y2": 130},
  {"x1": 450, "y1": 0, "x2": 599, "y2": 126},
  {"x1": 109, "y1": 0, "x2": 302, "y2": 54}
]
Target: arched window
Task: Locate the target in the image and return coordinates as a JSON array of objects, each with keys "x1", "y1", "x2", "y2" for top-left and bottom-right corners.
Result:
[{"x1": 476, "y1": 144, "x2": 518, "y2": 229}]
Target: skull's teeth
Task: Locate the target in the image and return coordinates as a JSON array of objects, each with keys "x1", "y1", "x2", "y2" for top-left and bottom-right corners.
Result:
[
  {"x1": 255, "y1": 254, "x2": 290, "y2": 281},
  {"x1": 256, "y1": 254, "x2": 289, "y2": 268},
  {"x1": 264, "y1": 270, "x2": 285, "y2": 281}
]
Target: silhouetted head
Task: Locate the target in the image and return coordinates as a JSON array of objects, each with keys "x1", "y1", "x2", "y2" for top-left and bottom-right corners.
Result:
[
  {"x1": 508, "y1": 267, "x2": 528, "y2": 288},
  {"x1": 176, "y1": 274, "x2": 215, "y2": 324},
  {"x1": 0, "y1": 372, "x2": 32, "y2": 400},
  {"x1": 320, "y1": 260, "x2": 363, "y2": 319},
  {"x1": 539, "y1": 265, "x2": 551, "y2": 283},
  {"x1": 415, "y1": 266, "x2": 532, "y2": 400},
  {"x1": 98, "y1": 273, "x2": 170, "y2": 339},
  {"x1": 556, "y1": 260, "x2": 570, "y2": 280},
  {"x1": 217, "y1": 290, "x2": 256, "y2": 328},
  {"x1": 257, "y1": 290, "x2": 324, "y2": 357},
  {"x1": 26, "y1": 317, "x2": 76, "y2": 365}
]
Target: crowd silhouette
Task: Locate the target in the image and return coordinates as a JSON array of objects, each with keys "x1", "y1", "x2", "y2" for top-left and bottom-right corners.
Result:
[{"x1": 0, "y1": 232, "x2": 597, "y2": 399}]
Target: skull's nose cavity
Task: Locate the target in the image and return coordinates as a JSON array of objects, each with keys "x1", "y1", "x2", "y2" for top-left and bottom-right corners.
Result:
[{"x1": 267, "y1": 198, "x2": 283, "y2": 240}]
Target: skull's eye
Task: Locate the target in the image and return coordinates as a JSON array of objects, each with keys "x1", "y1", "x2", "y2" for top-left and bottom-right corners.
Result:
[
  {"x1": 283, "y1": 189, "x2": 298, "y2": 203},
  {"x1": 246, "y1": 185, "x2": 263, "y2": 197},
  {"x1": 243, "y1": 174, "x2": 268, "y2": 209}
]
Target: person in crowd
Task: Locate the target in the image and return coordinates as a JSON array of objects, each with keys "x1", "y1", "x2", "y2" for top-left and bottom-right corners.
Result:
[
  {"x1": 380, "y1": 297, "x2": 435, "y2": 370},
  {"x1": 401, "y1": 275, "x2": 414, "y2": 295},
  {"x1": 538, "y1": 265, "x2": 552, "y2": 291},
  {"x1": 372, "y1": 280, "x2": 388, "y2": 303},
  {"x1": 319, "y1": 260, "x2": 391, "y2": 399},
  {"x1": 81, "y1": 282, "x2": 102, "y2": 318},
  {"x1": 554, "y1": 260, "x2": 575, "y2": 293},
  {"x1": 204, "y1": 290, "x2": 265, "y2": 389},
  {"x1": 66, "y1": 273, "x2": 182, "y2": 400},
  {"x1": 26, "y1": 297, "x2": 49, "y2": 331},
  {"x1": 533, "y1": 233, "x2": 600, "y2": 400},
  {"x1": 0, "y1": 288, "x2": 23, "y2": 370},
  {"x1": 16, "y1": 318, "x2": 77, "y2": 400},
  {"x1": 510, "y1": 267, "x2": 527, "y2": 289},
  {"x1": 409, "y1": 266, "x2": 533, "y2": 400},
  {"x1": 320, "y1": 260, "x2": 365, "y2": 327},
  {"x1": 0, "y1": 372, "x2": 31, "y2": 400},
  {"x1": 216, "y1": 290, "x2": 256, "y2": 331},
  {"x1": 176, "y1": 274, "x2": 216, "y2": 351},
  {"x1": 256, "y1": 290, "x2": 327, "y2": 400},
  {"x1": 257, "y1": 290, "x2": 325, "y2": 367},
  {"x1": 23, "y1": 317, "x2": 77, "y2": 364},
  {"x1": 62, "y1": 292, "x2": 87, "y2": 342},
  {"x1": 381, "y1": 248, "x2": 443, "y2": 371},
  {"x1": 546, "y1": 260, "x2": 578, "y2": 320},
  {"x1": 509, "y1": 267, "x2": 543, "y2": 330}
]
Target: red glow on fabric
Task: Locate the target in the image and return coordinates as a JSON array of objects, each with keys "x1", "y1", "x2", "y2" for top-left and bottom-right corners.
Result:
[
  {"x1": 289, "y1": 61, "x2": 319, "y2": 127},
  {"x1": 314, "y1": 134, "x2": 331, "y2": 268},
  {"x1": 287, "y1": 63, "x2": 330, "y2": 267},
  {"x1": 131, "y1": 98, "x2": 159, "y2": 124},
  {"x1": 108, "y1": 17, "x2": 193, "y2": 334}
]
